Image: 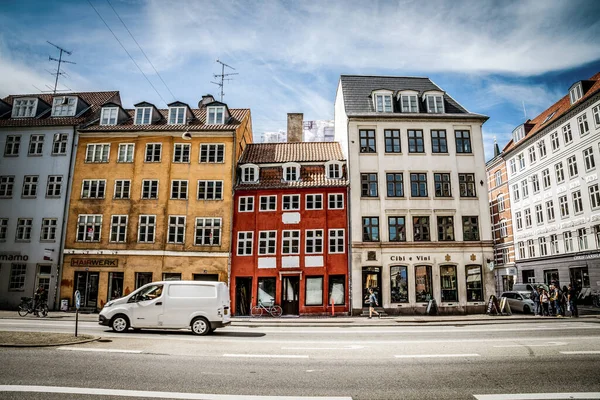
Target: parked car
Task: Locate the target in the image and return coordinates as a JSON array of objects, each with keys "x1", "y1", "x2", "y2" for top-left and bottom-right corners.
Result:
[{"x1": 500, "y1": 291, "x2": 535, "y2": 314}]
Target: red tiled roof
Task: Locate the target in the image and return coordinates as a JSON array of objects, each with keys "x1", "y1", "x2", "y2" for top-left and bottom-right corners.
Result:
[
  {"x1": 0, "y1": 91, "x2": 120, "y2": 127},
  {"x1": 236, "y1": 165, "x2": 348, "y2": 190},
  {"x1": 503, "y1": 72, "x2": 600, "y2": 153},
  {"x1": 239, "y1": 142, "x2": 345, "y2": 164}
]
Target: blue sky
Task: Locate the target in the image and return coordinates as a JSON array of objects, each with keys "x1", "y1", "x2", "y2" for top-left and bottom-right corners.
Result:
[{"x1": 1, "y1": 0, "x2": 599, "y2": 160}]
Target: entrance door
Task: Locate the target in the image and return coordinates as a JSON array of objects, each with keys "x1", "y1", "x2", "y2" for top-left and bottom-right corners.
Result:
[
  {"x1": 235, "y1": 277, "x2": 252, "y2": 316},
  {"x1": 74, "y1": 271, "x2": 99, "y2": 309},
  {"x1": 281, "y1": 276, "x2": 299, "y2": 315},
  {"x1": 362, "y1": 267, "x2": 381, "y2": 307}
]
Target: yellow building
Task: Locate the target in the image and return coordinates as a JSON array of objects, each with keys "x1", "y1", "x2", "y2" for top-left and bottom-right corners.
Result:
[{"x1": 60, "y1": 95, "x2": 252, "y2": 310}]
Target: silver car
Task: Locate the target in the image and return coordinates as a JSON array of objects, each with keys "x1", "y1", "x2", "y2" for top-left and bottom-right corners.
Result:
[{"x1": 500, "y1": 291, "x2": 535, "y2": 314}]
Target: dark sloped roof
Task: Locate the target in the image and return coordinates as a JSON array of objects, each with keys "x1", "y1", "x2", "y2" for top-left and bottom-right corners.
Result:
[
  {"x1": 236, "y1": 165, "x2": 348, "y2": 190},
  {"x1": 239, "y1": 142, "x2": 345, "y2": 164}
]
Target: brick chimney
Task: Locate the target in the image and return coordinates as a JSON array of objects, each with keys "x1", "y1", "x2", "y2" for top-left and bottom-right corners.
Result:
[{"x1": 287, "y1": 113, "x2": 303, "y2": 143}]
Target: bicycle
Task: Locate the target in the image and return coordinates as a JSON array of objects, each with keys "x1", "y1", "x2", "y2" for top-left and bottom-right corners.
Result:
[
  {"x1": 17, "y1": 297, "x2": 49, "y2": 318},
  {"x1": 591, "y1": 291, "x2": 600, "y2": 308},
  {"x1": 251, "y1": 300, "x2": 282, "y2": 317}
]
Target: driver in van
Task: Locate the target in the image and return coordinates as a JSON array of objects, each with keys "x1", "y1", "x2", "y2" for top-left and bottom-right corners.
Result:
[{"x1": 146, "y1": 285, "x2": 163, "y2": 300}]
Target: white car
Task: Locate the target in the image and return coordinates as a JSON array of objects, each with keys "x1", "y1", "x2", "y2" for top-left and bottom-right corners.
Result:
[{"x1": 500, "y1": 291, "x2": 535, "y2": 314}]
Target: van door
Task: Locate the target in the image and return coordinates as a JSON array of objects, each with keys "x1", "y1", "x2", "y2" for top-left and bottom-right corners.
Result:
[{"x1": 131, "y1": 284, "x2": 164, "y2": 327}]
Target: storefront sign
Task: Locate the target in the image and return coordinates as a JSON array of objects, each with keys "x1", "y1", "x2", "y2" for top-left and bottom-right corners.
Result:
[
  {"x1": 573, "y1": 253, "x2": 600, "y2": 261},
  {"x1": 0, "y1": 253, "x2": 29, "y2": 262},
  {"x1": 70, "y1": 258, "x2": 118, "y2": 267},
  {"x1": 389, "y1": 255, "x2": 431, "y2": 262}
]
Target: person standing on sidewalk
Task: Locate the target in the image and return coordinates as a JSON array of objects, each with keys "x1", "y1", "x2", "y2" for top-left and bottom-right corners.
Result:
[
  {"x1": 531, "y1": 287, "x2": 541, "y2": 316},
  {"x1": 368, "y1": 288, "x2": 381, "y2": 319},
  {"x1": 552, "y1": 285, "x2": 563, "y2": 317},
  {"x1": 567, "y1": 283, "x2": 579, "y2": 318},
  {"x1": 540, "y1": 289, "x2": 550, "y2": 316}
]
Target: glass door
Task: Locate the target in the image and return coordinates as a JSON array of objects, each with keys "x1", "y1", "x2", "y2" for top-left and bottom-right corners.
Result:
[
  {"x1": 74, "y1": 271, "x2": 99, "y2": 309},
  {"x1": 362, "y1": 267, "x2": 381, "y2": 307},
  {"x1": 281, "y1": 276, "x2": 299, "y2": 315}
]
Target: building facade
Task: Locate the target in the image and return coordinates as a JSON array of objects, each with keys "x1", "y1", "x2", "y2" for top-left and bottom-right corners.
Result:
[
  {"x1": 335, "y1": 75, "x2": 495, "y2": 315},
  {"x1": 0, "y1": 91, "x2": 119, "y2": 309},
  {"x1": 59, "y1": 95, "x2": 252, "y2": 310},
  {"x1": 504, "y1": 72, "x2": 600, "y2": 297}
]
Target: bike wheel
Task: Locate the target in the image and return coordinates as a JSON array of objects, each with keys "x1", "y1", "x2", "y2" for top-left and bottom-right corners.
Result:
[
  {"x1": 250, "y1": 306, "x2": 263, "y2": 317},
  {"x1": 38, "y1": 304, "x2": 49, "y2": 318},
  {"x1": 270, "y1": 306, "x2": 282, "y2": 317},
  {"x1": 17, "y1": 304, "x2": 28, "y2": 317}
]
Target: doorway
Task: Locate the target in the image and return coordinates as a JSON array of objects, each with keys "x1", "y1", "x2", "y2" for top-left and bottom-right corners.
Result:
[
  {"x1": 235, "y1": 277, "x2": 252, "y2": 316},
  {"x1": 73, "y1": 271, "x2": 99, "y2": 309},
  {"x1": 362, "y1": 267, "x2": 381, "y2": 307},
  {"x1": 282, "y1": 276, "x2": 299, "y2": 315}
]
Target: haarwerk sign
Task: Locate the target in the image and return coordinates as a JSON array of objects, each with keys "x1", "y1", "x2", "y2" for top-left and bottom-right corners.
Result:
[{"x1": 70, "y1": 258, "x2": 118, "y2": 267}]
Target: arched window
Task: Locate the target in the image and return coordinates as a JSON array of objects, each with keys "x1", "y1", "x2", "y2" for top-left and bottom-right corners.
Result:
[
  {"x1": 241, "y1": 164, "x2": 259, "y2": 183},
  {"x1": 325, "y1": 161, "x2": 342, "y2": 179},
  {"x1": 497, "y1": 194, "x2": 505, "y2": 212},
  {"x1": 282, "y1": 162, "x2": 300, "y2": 182}
]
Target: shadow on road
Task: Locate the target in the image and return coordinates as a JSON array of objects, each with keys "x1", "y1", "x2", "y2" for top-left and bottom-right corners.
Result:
[{"x1": 100, "y1": 329, "x2": 266, "y2": 338}]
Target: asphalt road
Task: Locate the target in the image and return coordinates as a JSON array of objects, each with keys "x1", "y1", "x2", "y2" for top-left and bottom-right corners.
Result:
[{"x1": 1, "y1": 318, "x2": 600, "y2": 400}]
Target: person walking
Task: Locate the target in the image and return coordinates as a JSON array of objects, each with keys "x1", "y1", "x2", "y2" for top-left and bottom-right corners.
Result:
[
  {"x1": 531, "y1": 287, "x2": 541, "y2": 316},
  {"x1": 567, "y1": 283, "x2": 579, "y2": 318},
  {"x1": 552, "y1": 285, "x2": 563, "y2": 317},
  {"x1": 540, "y1": 289, "x2": 550, "y2": 316},
  {"x1": 368, "y1": 288, "x2": 381, "y2": 319}
]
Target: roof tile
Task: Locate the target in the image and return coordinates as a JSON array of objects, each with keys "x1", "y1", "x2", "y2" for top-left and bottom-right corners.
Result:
[{"x1": 239, "y1": 142, "x2": 345, "y2": 164}]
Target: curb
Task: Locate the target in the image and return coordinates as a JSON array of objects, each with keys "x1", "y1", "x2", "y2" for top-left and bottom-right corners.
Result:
[{"x1": 0, "y1": 336, "x2": 100, "y2": 348}]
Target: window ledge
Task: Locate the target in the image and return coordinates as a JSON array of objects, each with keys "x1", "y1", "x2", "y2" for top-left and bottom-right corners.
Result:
[
  {"x1": 51, "y1": 153, "x2": 67, "y2": 157},
  {"x1": 408, "y1": 197, "x2": 430, "y2": 200},
  {"x1": 456, "y1": 153, "x2": 474, "y2": 156},
  {"x1": 431, "y1": 153, "x2": 450, "y2": 156},
  {"x1": 407, "y1": 152, "x2": 426, "y2": 155},
  {"x1": 384, "y1": 152, "x2": 403, "y2": 155}
]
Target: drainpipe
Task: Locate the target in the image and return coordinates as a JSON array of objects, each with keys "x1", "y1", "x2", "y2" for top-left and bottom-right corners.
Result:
[{"x1": 345, "y1": 119, "x2": 353, "y2": 315}]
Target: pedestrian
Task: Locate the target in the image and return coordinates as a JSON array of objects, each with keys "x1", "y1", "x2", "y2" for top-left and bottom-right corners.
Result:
[
  {"x1": 561, "y1": 285, "x2": 568, "y2": 317},
  {"x1": 540, "y1": 289, "x2": 550, "y2": 316},
  {"x1": 567, "y1": 283, "x2": 579, "y2": 318},
  {"x1": 531, "y1": 287, "x2": 540, "y2": 316},
  {"x1": 368, "y1": 288, "x2": 381, "y2": 319},
  {"x1": 552, "y1": 285, "x2": 563, "y2": 317}
]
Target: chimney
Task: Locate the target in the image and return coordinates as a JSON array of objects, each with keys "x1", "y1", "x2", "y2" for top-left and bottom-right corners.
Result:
[
  {"x1": 198, "y1": 94, "x2": 216, "y2": 109},
  {"x1": 287, "y1": 113, "x2": 303, "y2": 143}
]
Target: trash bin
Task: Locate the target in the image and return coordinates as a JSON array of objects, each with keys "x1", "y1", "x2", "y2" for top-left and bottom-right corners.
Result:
[{"x1": 60, "y1": 299, "x2": 69, "y2": 311}]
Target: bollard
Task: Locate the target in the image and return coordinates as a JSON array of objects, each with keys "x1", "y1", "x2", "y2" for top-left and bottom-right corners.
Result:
[{"x1": 331, "y1": 297, "x2": 335, "y2": 317}]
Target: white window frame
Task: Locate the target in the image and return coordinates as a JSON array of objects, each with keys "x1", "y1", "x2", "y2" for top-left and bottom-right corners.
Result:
[
  {"x1": 282, "y1": 230, "x2": 300, "y2": 254},
  {"x1": 52, "y1": 133, "x2": 68, "y2": 155},
  {"x1": 583, "y1": 147, "x2": 596, "y2": 171},
  {"x1": 513, "y1": 126, "x2": 525, "y2": 143},
  {"x1": 494, "y1": 171, "x2": 502, "y2": 187},
  {"x1": 173, "y1": 143, "x2": 191, "y2": 163},
  {"x1": 199, "y1": 144, "x2": 225, "y2": 163},
  {"x1": 0, "y1": 176, "x2": 15, "y2": 198},
  {"x1": 593, "y1": 105, "x2": 600, "y2": 127},
  {"x1": 197, "y1": 180, "x2": 223, "y2": 200},
  {"x1": 328, "y1": 193, "x2": 344, "y2": 210},
  {"x1": 22, "y1": 175, "x2": 38, "y2": 198},
  {"x1": 329, "y1": 229, "x2": 345, "y2": 253},
  {"x1": 524, "y1": 208, "x2": 532, "y2": 228},
  {"x1": 578, "y1": 228, "x2": 588, "y2": 251},
  {"x1": 537, "y1": 140, "x2": 547, "y2": 159},
  {"x1": 28, "y1": 134, "x2": 44, "y2": 156},
  {"x1": 512, "y1": 184, "x2": 520, "y2": 202},
  {"x1": 559, "y1": 195, "x2": 569, "y2": 218},
  {"x1": 0, "y1": 218, "x2": 8, "y2": 241},
  {"x1": 306, "y1": 194, "x2": 323, "y2": 210},
  {"x1": 194, "y1": 217, "x2": 221, "y2": 246},
  {"x1": 241, "y1": 164, "x2": 259, "y2": 182},
  {"x1": 4, "y1": 135, "x2": 21, "y2": 156},
  {"x1": 509, "y1": 159, "x2": 517, "y2": 175},
  {"x1": 86, "y1": 144, "x2": 110, "y2": 163},
  {"x1": 305, "y1": 229, "x2": 324, "y2": 254},
  {"x1": 283, "y1": 162, "x2": 301, "y2": 182},
  {"x1": 167, "y1": 215, "x2": 186, "y2": 244},
  {"x1": 546, "y1": 200, "x2": 555, "y2": 222},
  {"x1": 40, "y1": 218, "x2": 57, "y2": 241},
  {"x1": 521, "y1": 179, "x2": 529, "y2": 199},
  {"x1": 259, "y1": 195, "x2": 277, "y2": 211},
  {"x1": 325, "y1": 161, "x2": 342, "y2": 179},
  {"x1": 555, "y1": 162, "x2": 565, "y2": 183},
  {"x1": 535, "y1": 204, "x2": 544, "y2": 225},
  {"x1": 258, "y1": 231, "x2": 277, "y2": 255},
  {"x1": 100, "y1": 107, "x2": 118, "y2": 126},
  {"x1": 207, "y1": 106, "x2": 225, "y2": 124},
  {"x1": 539, "y1": 237, "x2": 548, "y2": 257},
  {"x1": 564, "y1": 231, "x2": 573, "y2": 252},
  {"x1": 515, "y1": 211, "x2": 523, "y2": 230},
  {"x1": 135, "y1": 107, "x2": 153, "y2": 125},
  {"x1": 237, "y1": 231, "x2": 254, "y2": 256},
  {"x1": 282, "y1": 194, "x2": 300, "y2": 211},
  {"x1": 578, "y1": 113, "x2": 590, "y2": 136},
  {"x1": 550, "y1": 131, "x2": 560, "y2": 151},
  {"x1": 542, "y1": 169, "x2": 551, "y2": 189},
  {"x1": 527, "y1": 239, "x2": 535, "y2": 258},
  {"x1": 499, "y1": 220, "x2": 507, "y2": 238},
  {"x1": 562, "y1": 124, "x2": 573, "y2": 145},
  {"x1": 110, "y1": 215, "x2": 128, "y2": 243},
  {"x1": 12, "y1": 98, "x2": 38, "y2": 118},
  {"x1": 170, "y1": 180, "x2": 188, "y2": 200},
  {"x1": 567, "y1": 155, "x2": 578, "y2": 178},
  {"x1": 138, "y1": 215, "x2": 156, "y2": 243},
  {"x1": 528, "y1": 146, "x2": 536, "y2": 164},
  {"x1": 168, "y1": 107, "x2": 186, "y2": 125},
  {"x1": 497, "y1": 194, "x2": 505, "y2": 212},
  {"x1": 16, "y1": 218, "x2": 33, "y2": 241},
  {"x1": 550, "y1": 234, "x2": 559, "y2": 255},
  {"x1": 141, "y1": 179, "x2": 159, "y2": 199},
  {"x1": 145, "y1": 143, "x2": 162, "y2": 162},
  {"x1": 518, "y1": 153, "x2": 525, "y2": 171},
  {"x1": 117, "y1": 143, "x2": 135, "y2": 163},
  {"x1": 46, "y1": 175, "x2": 62, "y2": 198},
  {"x1": 114, "y1": 180, "x2": 131, "y2": 199},
  {"x1": 76, "y1": 214, "x2": 102, "y2": 242},
  {"x1": 238, "y1": 196, "x2": 255, "y2": 212},
  {"x1": 518, "y1": 242, "x2": 525, "y2": 259},
  {"x1": 426, "y1": 94, "x2": 444, "y2": 114},
  {"x1": 531, "y1": 174, "x2": 540, "y2": 193},
  {"x1": 399, "y1": 92, "x2": 418, "y2": 113},
  {"x1": 589, "y1": 184, "x2": 600, "y2": 210},
  {"x1": 569, "y1": 83, "x2": 583, "y2": 104},
  {"x1": 81, "y1": 179, "x2": 106, "y2": 199},
  {"x1": 572, "y1": 190, "x2": 583, "y2": 214},
  {"x1": 373, "y1": 91, "x2": 393, "y2": 113},
  {"x1": 51, "y1": 96, "x2": 77, "y2": 117}
]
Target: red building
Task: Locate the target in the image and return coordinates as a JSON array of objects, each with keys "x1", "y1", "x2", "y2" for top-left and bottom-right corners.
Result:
[{"x1": 231, "y1": 142, "x2": 349, "y2": 316}]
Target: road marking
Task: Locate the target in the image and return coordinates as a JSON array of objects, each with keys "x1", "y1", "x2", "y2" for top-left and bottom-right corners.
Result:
[
  {"x1": 474, "y1": 393, "x2": 600, "y2": 399},
  {"x1": 223, "y1": 354, "x2": 309, "y2": 359},
  {"x1": 395, "y1": 353, "x2": 480, "y2": 358},
  {"x1": 493, "y1": 342, "x2": 568, "y2": 348},
  {"x1": 57, "y1": 347, "x2": 142, "y2": 354},
  {"x1": 0, "y1": 385, "x2": 352, "y2": 399},
  {"x1": 559, "y1": 351, "x2": 600, "y2": 355},
  {"x1": 281, "y1": 345, "x2": 365, "y2": 350}
]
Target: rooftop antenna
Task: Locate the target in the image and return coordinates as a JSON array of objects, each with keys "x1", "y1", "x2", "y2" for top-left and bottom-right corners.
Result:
[
  {"x1": 211, "y1": 59, "x2": 238, "y2": 102},
  {"x1": 47, "y1": 41, "x2": 76, "y2": 94}
]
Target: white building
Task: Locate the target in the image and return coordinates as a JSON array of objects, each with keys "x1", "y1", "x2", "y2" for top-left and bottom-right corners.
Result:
[
  {"x1": 256, "y1": 120, "x2": 334, "y2": 143},
  {"x1": 334, "y1": 75, "x2": 495, "y2": 315},
  {"x1": 0, "y1": 91, "x2": 120, "y2": 309},
  {"x1": 504, "y1": 72, "x2": 600, "y2": 297}
]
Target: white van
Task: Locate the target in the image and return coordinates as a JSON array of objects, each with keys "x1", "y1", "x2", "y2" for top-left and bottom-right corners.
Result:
[{"x1": 99, "y1": 280, "x2": 230, "y2": 335}]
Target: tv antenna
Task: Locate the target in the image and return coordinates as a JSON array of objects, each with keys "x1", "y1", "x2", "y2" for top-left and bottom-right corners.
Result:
[
  {"x1": 47, "y1": 41, "x2": 76, "y2": 94},
  {"x1": 211, "y1": 59, "x2": 238, "y2": 102}
]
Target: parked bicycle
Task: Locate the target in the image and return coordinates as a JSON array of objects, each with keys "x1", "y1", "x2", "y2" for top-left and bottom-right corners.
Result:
[
  {"x1": 592, "y1": 291, "x2": 600, "y2": 308},
  {"x1": 251, "y1": 300, "x2": 282, "y2": 317},
  {"x1": 17, "y1": 297, "x2": 48, "y2": 318}
]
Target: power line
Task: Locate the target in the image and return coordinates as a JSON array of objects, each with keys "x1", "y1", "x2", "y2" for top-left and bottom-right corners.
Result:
[
  {"x1": 105, "y1": 0, "x2": 176, "y2": 102},
  {"x1": 86, "y1": 0, "x2": 168, "y2": 106}
]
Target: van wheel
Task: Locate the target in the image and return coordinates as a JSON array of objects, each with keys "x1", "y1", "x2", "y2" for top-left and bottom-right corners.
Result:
[
  {"x1": 191, "y1": 317, "x2": 211, "y2": 336},
  {"x1": 111, "y1": 315, "x2": 130, "y2": 333}
]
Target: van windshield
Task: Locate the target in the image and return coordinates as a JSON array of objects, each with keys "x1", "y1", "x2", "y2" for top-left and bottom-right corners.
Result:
[{"x1": 130, "y1": 284, "x2": 164, "y2": 302}]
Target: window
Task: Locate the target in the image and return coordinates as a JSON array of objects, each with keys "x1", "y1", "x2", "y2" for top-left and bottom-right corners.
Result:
[
  {"x1": 0, "y1": 218, "x2": 7, "y2": 241},
  {"x1": 283, "y1": 164, "x2": 300, "y2": 182},
  {"x1": 513, "y1": 126, "x2": 525, "y2": 143},
  {"x1": 463, "y1": 216, "x2": 479, "y2": 241},
  {"x1": 550, "y1": 131, "x2": 560, "y2": 151},
  {"x1": 145, "y1": 143, "x2": 161, "y2": 162},
  {"x1": 583, "y1": 147, "x2": 596, "y2": 171},
  {"x1": 361, "y1": 173, "x2": 378, "y2": 197},
  {"x1": 237, "y1": 232, "x2": 253, "y2": 255},
  {"x1": 517, "y1": 154, "x2": 525, "y2": 170},
  {"x1": 306, "y1": 194, "x2": 323, "y2": 210},
  {"x1": 76, "y1": 215, "x2": 101, "y2": 242},
  {"x1": 595, "y1": 225, "x2": 600, "y2": 249},
  {"x1": 257, "y1": 278, "x2": 276, "y2": 306},
  {"x1": 440, "y1": 265, "x2": 457, "y2": 302},
  {"x1": 138, "y1": 215, "x2": 156, "y2": 243},
  {"x1": 532, "y1": 174, "x2": 540, "y2": 193},
  {"x1": 515, "y1": 211, "x2": 523, "y2": 230},
  {"x1": 258, "y1": 231, "x2": 276, "y2": 255},
  {"x1": 142, "y1": 180, "x2": 159, "y2": 199},
  {"x1": 81, "y1": 179, "x2": 105, "y2": 199},
  {"x1": 509, "y1": 159, "x2": 517, "y2": 175},
  {"x1": 555, "y1": 162, "x2": 565, "y2": 183},
  {"x1": 466, "y1": 265, "x2": 483, "y2": 302},
  {"x1": 521, "y1": 179, "x2": 529, "y2": 199},
  {"x1": 329, "y1": 275, "x2": 346, "y2": 305},
  {"x1": 39, "y1": 218, "x2": 57, "y2": 241},
  {"x1": 107, "y1": 272, "x2": 124, "y2": 301},
  {"x1": 569, "y1": 83, "x2": 583, "y2": 104},
  {"x1": 12, "y1": 98, "x2": 37, "y2": 118},
  {"x1": 410, "y1": 173, "x2": 428, "y2": 197},
  {"x1": 550, "y1": 234, "x2": 559, "y2": 254},
  {"x1": 386, "y1": 173, "x2": 404, "y2": 197},
  {"x1": 512, "y1": 184, "x2": 520, "y2": 202},
  {"x1": 535, "y1": 204, "x2": 544, "y2": 224},
  {"x1": 564, "y1": 231, "x2": 573, "y2": 252},
  {"x1": 282, "y1": 230, "x2": 300, "y2": 254},
  {"x1": 524, "y1": 208, "x2": 532, "y2": 228},
  {"x1": 173, "y1": 144, "x2": 191, "y2": 163},
  {"x1": 434, "y1": 173, "x2": 451, "y2": 197},
  {"x1": 86, "y1": 144, "x2": 110, "y2": 163},
  {"x1": 578, "y1": 228, "x2": 588, "y2": 251},
  {"x1": 282, "y1": 194, "x2": 300, "y2": 210},
  {"x1": 362, "y1": 217, "x2": 379, "y2": 242},
  {"x1": 540, "y1": 237, "x2": 548, "y2": 256},
  {"x1": 546, "y1": 200, "x2": 555, "y2": 221},
  {"x1": 437, "y1": 216, "x2": 454, "y2": 241},
  {"x1": 241, "y1": 165, "x2": 258, "y2": 182},
  {"x1": 21, "y1": 175, "x2": 38, "y2": 198},
  {"x1": 9, "y1": 264, "x2": 27, "y2": 290},
  {"x1": 400, "y1": 94, "x2": 418, "y2": 112},
  {"x1": 413, "y1": 216, "x2": 430, "y2": 241},
  {"x1": 390, "y1": 265, "x2": 408, "y2": 303},
  {"x1": 257, "y1": 195, "x2": 277, "y2": 211},
  {"x1": 46, "y1": 175, "x2": 62, "y2": 197},
  {"x1": 593, "y1": 105, "x2": 600, "y2": 126},
  {"x1": 459, "y1": 174, "x2": 476, "y2": 197},
  {"x1": 329, "y1": 229, "x2": 345, "y2": 253},
  {"x1": 4, "y1": 135, "x2": 20, "y2": 156},
  {"x1": 169, "y1": 107, "x2": 186, "y2": 124},
  {"x1": 374, "y1": 93, "x2": 393, "y2": 112},
  {"x1": 328, "y1": 193, "x2": 344, "y2": 209},
  {"x1": 52, "y1": 133, "x2": 68, "y2": 155},
  {"x1": 577, "y1": 113, "x2": 590, "y2": 136},
  {"x1": 207, "y1": 106, "x2": 225, "y2": 124},
  {"x1": 359, "y1": 130, "x2": 376, "y2": 153},
  {"x1": 518, "y1": 242, "x2": 526, "y2": 259},
  {"x1": 200, "y1": 144, "x2": 225, "y2": 163},
  {"x1": 327, "y1": 162, "x2": 342, "y2": 179},
  {"x1": 195, "y1": 218, "x2": 221, "y2": 246},
  {"x1": 527, "y1": 239, "x2": 536, "y2": 258},
  {"x1": 426, "y1": 95, "x2": 444, "y2": 113},
  {"x1": 431, "y1": 130, "x2": 448, "y2": 153},
  {"x1": 559, "y1": 195, "x2": 569, "y2": 218},
  {"x1": 499, "y1": 220, "x2": 507, "y2": 238},
  {"x1": 497, "y1": 194, "x2": 505, "y2": 212},
  {"x1": 542, "y1": 169, "x2": 551, "y2": 189},
  {"x1": 52, "y1": 96, "x2": 76, "y2": 116},
  {"x1": 494, "y1": 171, "x2": 502, "y2": 187},
  {"x1": 117, "y1": 144, "x2": 134, "y2": 163},
  {"x1": 562, "y1": 124, "x2": 573, "y2": 145},
  {"x1": 110, "y1": 215, "x2": 127, "y2": 243},
  {"x1": 135, "y1": 107, "x2": 152, "y2": 125},
  {"x1": 239, "y1": 196, "x2": 255, "y2": 212},
  {"x1": 538, "y1": 140, "x2": 547, "y2": 158},
  {"x1": 528, "y1": 147, "x2": 536, "y2": 164},
  {"x1": 567, "y1": 156, "x2": 578, "y2": 178},
  {"x1": 305, "y1": 230, "x2": 323, "y2": 254},
  {"x1": 590, "y1": 184, "x2": 600, "y2": 209},
  {"x1": 384, "y1": 129, "x2": 401, "y2": 153},
  {"x1": 388, "y1": 216, "x2": 406, "y2": 242},
  {"x1": 114, "y1": 180, "x2": 130, "y2": 199},
  {"x1": 573, "y1": 190, "x2": 583, "y2": 214},
  {"x1": 100, "y1": 107, "x2": 118, "y2": 125},
  {"x1": 305, "y1": 276, "x2": 323, "y2": 306},
  {"x1": 195, "y1": 180, "x2": 222, "y2": 200},
  {"x1": 408, "y1": 130, "x2": 424, "y2": 153},
  {"x1": 455, "y1": 130, "x2": 472, "y2": 153},
  {"x1": 171, "y1": 180, "x2": 188, "y2": 199},
  {"x1": 415, "y1": 265, "x2": 433, "y2": 302},
  {"x1": 27, "y1": 134, "x2": 44, "y2": 156}
]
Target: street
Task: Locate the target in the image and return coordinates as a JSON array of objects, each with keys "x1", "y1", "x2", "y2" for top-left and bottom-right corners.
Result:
[{"x1": 1, "y1": 317, "x2": 600, "y2": 399}]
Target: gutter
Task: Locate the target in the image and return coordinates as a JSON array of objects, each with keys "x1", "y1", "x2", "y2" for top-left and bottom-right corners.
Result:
[{"x1": 345, "y1": 117, "x2": 353, "y2": 315}]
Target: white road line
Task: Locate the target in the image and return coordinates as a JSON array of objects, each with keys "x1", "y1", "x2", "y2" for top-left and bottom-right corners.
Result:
[
  {"x1": 493, "y1": 342, "x2": 568, "y2": 348},
  {"x1": 281, "y1": 345, "x2": 365, "y2": 350},
  {"x1": 474, "y1": 393, "x2": 600, "y2": 399},
  {"x1": 395, "y1": 353, "x2": 480, "y2": 358},
  {"x1": 559, "y1": 351, "x2": 600, "y2": 355},
  {"x1": 223, "y1": 354, "x2": 309, "y2": 359},
  {"x1": 0, "y1": 385, "x2": 351, "y2": 399},
  {"x1": 57, "y1": 347, "x2": 142, "y2": 354}
]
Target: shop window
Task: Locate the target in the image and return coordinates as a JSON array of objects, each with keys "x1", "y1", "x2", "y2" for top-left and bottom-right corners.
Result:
[
  {"x1": 415, "y1": 265, "x2": 433, "y2": 302},
  {"x1": 466, "y1": 265, "x2": 483, "y2": 302},
  {"x1": 328, "y1": 275, "x2": 345, "y2": 305},
  {"x1": 390, "y1": 266, "x2": 408, "y2": 303},
  {"x1": 9, "y1": 263, "x2": 27, "y2": 291},
  {"x1": 502, "y1": 275, "x2": 514, "y2": 292},
  {"x1": 108, "y1": 272, "x2": 124, "y2": 301},
  {"x1": 543, "y1": 269, "x2": 559, "y2": 288},
  {"x1": 440, "y1": 265, "x2": 458, "y2": 302},
  {"x1": 257, "y1": 277, "x2": 276, "y2": 306},
  {"x1": 135, "y1": 272, "x2": 153, "y2": 289},
  {"x1": 569, "y1": 267, "x2": 590, "y2": 288},
  {"x1": 305, "y1": 276, "x2": 323, "y2": 306},
  {"x1": 162, "y1": 273, "x2": 181, "y2": 281},
  {"x1": 193, "y1": 274, "x2": 219, "y2": 281},
  {"x1": 522, "y1": 270, "x2": 535, "y2": 284}
]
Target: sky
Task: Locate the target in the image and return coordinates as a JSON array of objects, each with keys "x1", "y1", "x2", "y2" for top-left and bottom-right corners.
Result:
[{"x1": 1, "y1": 0, "x2": 599, "y2": 161}]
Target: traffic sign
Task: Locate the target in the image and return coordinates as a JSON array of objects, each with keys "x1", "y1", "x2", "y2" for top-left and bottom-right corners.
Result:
[{"x1": 75, "y1": 290, "x2": 81, "y2": 310}]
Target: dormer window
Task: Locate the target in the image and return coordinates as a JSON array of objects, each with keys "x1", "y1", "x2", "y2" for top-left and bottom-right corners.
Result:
[
  {"x1": 241, "y1": 164, "x2": 259, "y2": 183},
  {"x1": 12, "y1": 98, "x2": 37, "y2": 118},
  {"x1": 51, "y1": 96, "x2": 77, "y2": 117},
  {"x1": 425, "y1": 95, "x2": 444, "y2": 113},
  {"x1": 372, "y1": 91, "x2": 393, "y2": 113},
  {"x1": 399, "y1": 93, "x2": 418, "y2": 113},
  {"x1": 207, "y1": 106, "x2": 225, "y2": 124},
  {"x1": 512, "y1": 125, "x2": 525, "y2": 143},
  {"x1": 325, "y1": 161, "x2": 342, "y2": 179},
  {"x1": 169, "y1": 107, "x2": 186, "y2": 124},
  {"x1": 100, "y1": 107, "x2": 118, "y2": 126},
  {"x1": 283, "y1": 162, "x2": 301, "y2": 182},
  {"x1": 543, "y1": 111, "x2": 556, "y2": 124},
  {"x1": 569, "y1": 83, "x2": 583, "y2": 105},
  {"x1": 135, "y1": 107, "x2": 152, "y2": 125}
]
